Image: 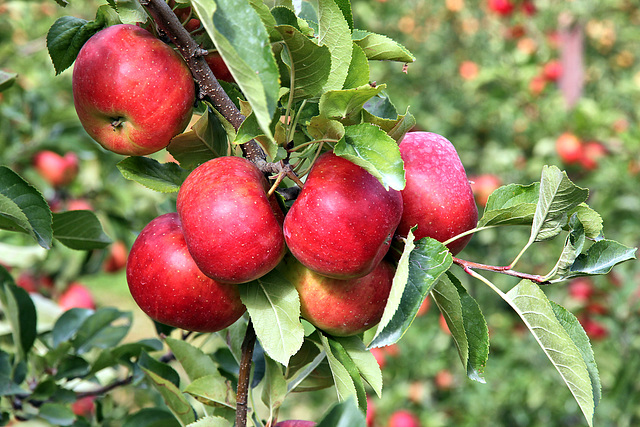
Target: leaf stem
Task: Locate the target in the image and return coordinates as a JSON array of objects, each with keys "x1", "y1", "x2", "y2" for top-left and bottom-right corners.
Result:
[
  {"x1": 453, "y1": 257, "x2": 550, "y2": 284},
  {"x1": 441, "y1": 225, "x2": 498, "y2": 247},
  {"x1": 236, "y1": 320, "x2": 257, "y2": 427}
]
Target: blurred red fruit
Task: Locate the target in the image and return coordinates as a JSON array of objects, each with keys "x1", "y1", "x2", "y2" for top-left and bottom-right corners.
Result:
[
  {"x1": 416, "y1": 297, "x2": 430, "y2": 316},
  {"x1": 555, "y1": 132, "x2": 583, "y2": 164},
  {"x1": 529, "y1": 74, "x2": 546, "y2": 96},
  {"x1": 58, "y1": 283, "x2": 95, "y2": 311},
  {"x1": 367, "y1": 396, "x2": 376, "y2": 427},
  {"x1": 580, "y1": 141, "x2": 607, "y2": 170},
  {"x1": 459, "y1": 61, "x2": 479, "y2": 80},
  {"x1": 469, "y1": 174, "x2": 502, "y2": 207},
  {"x1": 16, "y1": 272, "x2": 54, "y2": 294},
  {"x1": 370, "y1": 347, "x2": 386, "y2": 369},
  {"x1": 487, "y1": 0, "x2": 514, "y2": 16},
  {"x1": 71, "y1": 396, "x2": 95, "y2": 417},
  {"x1": 521, "y1": 1, "x2": 536, "y2": 16},
  {"x1": 568, "y1": 278, "x2": 594, "y2": 302},
  {"x1": 205, "y1": 51, "x2": 235, "y2": 83},
  {"x1": 66, "y1": 199, "x2": 93, "y2": 211},
  {"x1": 542, "y1": 60, "x2": 563, "y2": 81},
  {"x1": 388, "y1": 410, "x2": 421, "y2": 427},
  {"x1": 104, "y1": 241, "x2": 128, "y2": 273},
  {"x1": 274, "y1": 421, "x2": 316, "y2": 427},
  {"x1": 435, "y1": 369, "x2": 454, "y2": 390},
  {"x1": 580, "y1": 316, "x2": 608, "y2": 340},
  {"x1": 383, "y1": 343, "x2": 401, "y2": 357},
  {"x1": 586, "y1": 302, "x2": 608, "y2": 316},
  {"x1": 439, "y1": 313, "x2": 451, "y2": 335},
  {"x1": 33, "y1": 151, "x2": 79, "y2": 187}
]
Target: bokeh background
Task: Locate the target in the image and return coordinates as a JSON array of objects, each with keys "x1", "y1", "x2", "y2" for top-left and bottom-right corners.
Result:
[{"x1": 1, "y1": 0, "x2": 639, "y2": 426}]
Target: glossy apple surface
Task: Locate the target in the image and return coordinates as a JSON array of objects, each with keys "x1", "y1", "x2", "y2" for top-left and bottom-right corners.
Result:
[
  {"x1": 397, "y1": 132, "x2": 478, "y2": 255},
  {"x1": 281, "y1": 257, "x2": 394, "y2": 337},
  {"x1": 177, "y1": 156, "x2": 286, "y2": 284},
  {"x1": 33, "y1": 150, "x2": 78, "y2": 187},
  {"x1": 126, "y1": 213, "x2": 246, "y2": 332},
  {"x1": 284, "y1": 152, "x2": 403, "y2": 279},
  {"x1": 73, "y1": 24, "x2": 194, "y2": 155}
]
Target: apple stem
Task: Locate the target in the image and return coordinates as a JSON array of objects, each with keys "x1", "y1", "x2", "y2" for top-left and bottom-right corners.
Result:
[
  {"x1": 236, "y1": 320, "x2": 257, "y2": 427},
  {"x1": 453, "y1": 257, "x2": 550, "y2": 284}
]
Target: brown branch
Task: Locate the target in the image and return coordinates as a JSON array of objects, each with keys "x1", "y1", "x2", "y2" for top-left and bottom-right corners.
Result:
[
  {"x1": 453, "y1": 257, "x2": 550, "y2": 284},
  {"x1": 236, "y1": 321, "x2": 257, "y2": 427},
  {"x1": 75, "y1": 375, "x2": 134, "y2": 399}
]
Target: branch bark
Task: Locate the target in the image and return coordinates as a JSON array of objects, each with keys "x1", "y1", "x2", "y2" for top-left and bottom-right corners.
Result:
[{"x1": 236, "y1": 321, "x2": 257, "y2": 427}]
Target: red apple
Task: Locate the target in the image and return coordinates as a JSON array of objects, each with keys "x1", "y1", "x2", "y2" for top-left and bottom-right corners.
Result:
[
  {"x1": 416, "y1": 297, "x2": 430, "y2": 317},
  {"x1": 58, "y1": 283, "x2": 95, "y2": 311},
  {"x1": 32, "y1": 150, "x2": 78, "y2": 187},
  {"x1": 579, "y1": 315, "x2": 608, "y2": 340},
  {"x1": 529, "y1": 74, "x2": 546, "y2": 96},
  {"x1": 555, "y1": 132, "x2": 583, "y2": 164},
  {"x1": 435, "y1": 369, "x2": 454, "y2": 390},
  {"x1": 103, "y1": 240, "x2": 128, "y2": 273},
  {"x1": 542, "y1": 60, "x2": 563, "y2": 81},
  {"x1": 439, "y1": 313, "x2": 451, "y2": 335},
  {"x1": 521, "y1": 1, "x2": 536, "y2": 16},
  {"x1": 274, "y1": 421, "x2": 316, "y2": 427},
  {"x1": 71, "y1": 396, "x2": 95, "y2": 417},
  {"x1": 367, "y1": 396, "x2": 377, "y2": 427},
  {"x1": 487, "y1": 0, "x2": 514, "y2": 16},
  {"x1": 459, "y1": 61, "x2": 479, "y2": 81},
  {"x1": 568, "y1": 277, "x2": 594, "y2": 302},
  {"x1": 469, "y1": 173, "x2": 502, "y2": 207},
  {"x1": 284, "y1": 152, "x2": 403, "y2": 279},
  {"x1": 126, "y1": 213, "x2": 246, "y2": 332},
  {"x1": 396, "y1": 132, "x2": 478, "y2": 255},
  {"x1": 205, "y1": 51, "x2": 235, "y2": 83},
  {"x1": 177, "y1": 156, "x2": 286, "y2": 284},
  {"x1": 72, "y1": 24, "x2": 195, "y2": 155},
  {"x1": 281, "y1": 257, "x2": 394, "y2": 336},
  {"x1": 580, "y1": 141, "x2": 607, "y2": 170},
  {"x1": 370, "y1": 347, "x2": 387, "y2": 369},
  {"x1": 66, "y1": 199, "x2": 93, "y2": 211},
  {"x1": 388, "y1": 410, "x2": 421, "y2": 427}
]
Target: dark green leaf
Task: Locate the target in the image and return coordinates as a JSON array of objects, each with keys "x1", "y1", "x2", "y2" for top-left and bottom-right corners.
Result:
[
  {"x1": 334, "y1": 123, "x2": 405, "y2": 191},
  {"x1": 183, "y1": 374, "x2": 236, "y2": 409},
  {"x1": 316, "y1": 396, "x2": 367, "y2": 427},
  {"x1": 249, "y1": 0, "x2": 280, "y2": 41},
  {"x1": 71, "y1": 307, "x2": 131, "y2": 354},
  {"x1": 316, "y1": 0, "x2": 352, "y2": 90},
  {"x1": 54, "y1": 355, "x2": 91, "y2": 380},
  {"x1": 117, "y1": 157, "x2": 189, "y2": 193},
  {"x1": 326, "y1": 337, "x2": 367, "y2": 413},
  {"x1": 0, "y1": 279, "x2": 37, "y2": 361},
  {"x1": 46, "y1": 15, "x2": 105, "y2": 75},
  {"x1": 567, "y1": 240, "x2": 637, "y2": 277},
  {"x1": 52, "y1": 308, "x2": 94, "y2": 348},
  {"x1": 0, "y1": 166, "x2": 52, "y2": 249},
  {"x1": 334, "y1": 0, "x2": 354, "y2": 31},
  {"x1": 271, "y1": 6, "x2": 299, "y2": 29},
  {"x1": 0, "y1": 70, "x2": 17, "y2": 92},
  {"x1": 352, "y1": 29, "x2": 415, "y2": 62},
  {"x1": 0, "y1": 349, "x2": 27, "y2": 396},
  {"x1": 369, "y1": 234, "x2": 452, "y2": 348},
  {"x1": 343, "y1": 43, "x2": 370, "y2": 89},
  {"x1": 38, "y1": 402, "x2": 75, "y2": 426},
  {"x1": 52, "y1": 210, "x2": 112, "y2": 250},
  {"x1": 363, "y1": 92, "x2": 398, "y2": 120},
  {"x1": 431, "y1": 277, "x2": 468, "y2": 371},
  {"x1": 546, "y1": 214, "x2": 586, "y2": 280},
  {"x1": 122, "y1": 408, "x2": 181, "y2": 427}
]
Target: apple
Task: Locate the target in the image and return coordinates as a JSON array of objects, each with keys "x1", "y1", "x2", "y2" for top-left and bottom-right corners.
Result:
[
  {"x1": 439, "y1": 313, "x2": 451, "y2": 335},
  {"x1": 274, "y1": 421, "x2": 316, "y2": 427},
  {"x1": 103, "y1": 240, "x2": 128, "y2": 273},
  {"x1": 458, "y1": 60, "x2": 479, "y2": 80},
  {"x1": 579, "y1": 315, "x2": 608, "y2": 340},
  {"x1": 555, "y1": 132, "x2": 583, "y2": 164},
  {"x1": 58, "y1": 282, "x2": 95, "y2": 311},
  {"x1": 205, "y1": 51, "x2": 235, "y2": 83},
  {"x1": 529, "y1": 74, "x2": 546, "y2": 96},
  {"x1": 469, "y1": 173, "x2": 502, "y2": 207},
  {"x1": 568, "y1": 277, "x2": 594, "y2": 302},
  {"x1": 370, "y1": 347, "x2": 387, "y2": 369},
  {"x1": 126, "y1": 213, "x2": 246, "y2": 332},
  {"x1": 177, "y1": 156, "x2": 286, "y2": 284},
  {"x1": 284, "y1": 152, "x2": 403, "y2": 279},
  {"x1": 580, "y1": 141, "x2": 607, "y2": 170},
  {"x1": 487, "y1": 0, "x2": 514, "y2": 16},
  {"x1": 16, "y1": 272, "x2": 54, "y2": 294},
  {"x1": 542, "y1": 60, "x2": 563, "y2": 81},
  {"x1": 72, "y1": 24, "x2": 195, "y2": 155},
  {"x1": 396, "y1": 132, "x2": 478, "y2": 255},
  {"x1": 388, "y1": 410, "x2": 421, "y2": 427},
  {"x1": 521, "y1": 1, "x2": 536, "y2": 16},
  {"x1": 416, "y1": 297, "x2": 430, "y2": 317},
  {"x1": 32, "y1": 150, "x2": 78, "y2": 187},
  {"x1": 281, "y1": 257, "x2": 394, "y2": 337},
  {"x1": 71, "y1": 396, "x2": 95, "y2": 417},
  {"x1": 66, "y1": 199, "x2": 93, "y2": 211},
  {"x1": 435, "y1": 369, "x2": 454, "y2": 390},
  {"x1": 367, "y1": 396, "x2": 377, "y2": 427}
]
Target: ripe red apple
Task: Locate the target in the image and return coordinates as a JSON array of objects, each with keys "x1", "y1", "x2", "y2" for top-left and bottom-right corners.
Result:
[
  {"x1": 487, "y1": 0, "x2": 514, "y2": 16},
  {"x1": 177, "y1": 156, "x2": 286, "y2": 284},
  {"x1": 58, "y1": 283, "x2": 95, "y2": 311},
  {"x1": 367, "y1": 396, "x2": 377, "y2": 427},
  {"x1": 274, "y1": 421, "x2": 316, "y2": 427},
  {"x1": 555, "y1": 132, "x2": 583, "y2": 164},
  {"x1": 580, "y1": 141, "x2": 607, "y2": 170},
  {"x1": 66, "y1": 199, "x2": 93, "y2": 211},
  {"x1": 435, "y1": 369, "x2": 454, "y2": 390},
  {"x1": 579, "y1": 315, "x2": 608, "y2": 340},
  {"x1": 71, "y1": 396, "x2": 95, "y2": 417},
  {"x1": 284, "y1": 152, "x2": 403, "y2": 279},
  {"x1": 370, "y1": 347, "x2": 387, "y2": 369},
  {"x1": 459, "y1": 60, "x2": 479, "y2": 80},
  {"x1": 281, "y1": 257, "x2": 394, "y2": 337},
  {"x1": 205, "y1": 51, "x2": 235, "y2": 83},
  {"x1": 33, "y1": 150, "x2": 78, "y2": 187},
  {"x1": 396, "y1": 132, "x2": 478, "y2": 255},
  {"x1": 72, "y1": 24, "x2": 195, "y2": 155},
  {"x1": 568, "y1": 277, "x2": 594, "y2": 302},
  {"x1": 542, "y1": 60, "x2": 563, "y2": 81},
  {"x1": 388, "y1": 410, "x2": 421, "y2": 427},
  {"x1": 103, "y1": 240, "x2": 128, "y2": 273},
  {"x1": 126, "y1": 213, "x2": 246, "y2": 332},
  {"x1": 469, "y1": 173, "x2": 502, "y2": 207},
  {"x1": 529, "y1": 74, "x2": 546, "y2": 96}
]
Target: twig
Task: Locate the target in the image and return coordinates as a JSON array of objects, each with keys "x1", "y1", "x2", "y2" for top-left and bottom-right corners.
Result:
[
  {"x1": 453, "y1": 257, "x2": 550, "y2": 284},
  {"x1": 236, "y1": 321, "x2": 257, "y2": 427}
]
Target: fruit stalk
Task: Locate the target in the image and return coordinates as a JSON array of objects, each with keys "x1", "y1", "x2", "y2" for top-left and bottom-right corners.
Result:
[{"x1": 452, "y1": 257, "x2": 550, "y2": 284}]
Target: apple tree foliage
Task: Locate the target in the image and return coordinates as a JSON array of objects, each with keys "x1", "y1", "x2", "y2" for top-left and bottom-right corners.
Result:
[{"x1": 0, "y1": 0, "x2": 637, "y2": 426}]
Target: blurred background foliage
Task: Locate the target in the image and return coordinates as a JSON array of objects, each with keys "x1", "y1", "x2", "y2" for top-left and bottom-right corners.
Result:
[{"x1": 1, "y1": 0, "x2": 639, "y2": 426}]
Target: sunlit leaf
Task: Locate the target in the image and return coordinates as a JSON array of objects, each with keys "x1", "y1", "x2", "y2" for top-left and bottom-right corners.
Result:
[
  {"x1": 315, "y1": 0, "x2": 352, "y2": 91},
  {"x1": 352, "y1": 29, "x2": 415, "y2": 62},
  {"x1": 566, "y1": 240, "x2": 637, "y2": 278},
  {"x1": 117, "y1": 157, "x2": 189, "y2": 193},
  {"x1": 334, "y1": 336, "x2": 382, "y2": 398},
  {"x1": 183, "y1": 375, "x2": 236, "y2": 409}
]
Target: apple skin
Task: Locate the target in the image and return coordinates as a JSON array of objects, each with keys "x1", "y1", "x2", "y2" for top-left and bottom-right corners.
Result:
[
  {"x1": 396, "y1": 132, "x2": 478, "y2": 255},
  {"x1": 103, "y1": 240, "x2": 128, "y2": 273},
  {"x1": 388, "y1": 410, "x2": 421, "y2": 427},
  {"x1": 555, "y1": 132, "x2": 583, "y2": 164},
  {"x1": 284, "y1": 152, "x2": 403, "y2": 279},
  {"x1": 274, "y1": 421, "x2": 316, "y2": 427},
  {"x1": 58, "y1": 283, "x2": 95, "y2": 311},
  {"x1": 72, "y1": 24, "x2": 195, "y2": 155},
  {"x1": 205, "y1": 51, "x2": 235, "y2": 83},
  {"x1": 33, "y1": 150, "x2": 78, "y2": 187},
  {"x1": 177, "y1": 156, "x2": 286, "y2": 284},
  {"x1": 469, "y1": 173, "x2": 502, "y2": 207},
  {"x1": 281, "y1": 256, "x2": 394, "y2": 337},
  {"x1": 126, "y1": 213, "x2": 246, "y2": 332}
]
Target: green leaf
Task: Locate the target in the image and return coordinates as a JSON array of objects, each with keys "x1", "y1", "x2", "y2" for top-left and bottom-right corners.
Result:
[
  {"x1": 569, "y1": 204, "x2": 603, "y2": 240},
  {"x1": 165, "y1": 337, "x2": 221, "y2": 382},
  {"x1": 239, "y1": 271, "x2": 305, "y2": 366},
  {"x1": 0, "y1": 70, "x2": 17, "y2": 92},
  {"x1": 117, "y1": 157, "x2": 189, "y2": 193},
  {"x1": 505, "y1": 280, "x2": 596, "y2": 427},
  {"x1": 307, "y1": 116, "x2": 345, "y2": 141},
  {"x1": 334, "y1": 336, "x2": 382, "y2": 398},
  {"x1": 550, "y1": 301, "x2": 601, "y2": 407},
  {"x1": 183, "y1": 375, "x2": 236, "y2": 409},
  {"x1": 343, "y1": 43, "x2": 370, "y2": 89},
  {"x1": 38, "y1": 402, "x2": 75, "y2": 426},
  {"x1": 0, "y1": 279, "x2": 37, "y2": 361},
  {"x1": 52, "y1": 308, "x2": 94, "y2": 348},
  {"x1": 363, "y1": 91, "x2": 398, "y2": 119},
  {"x1": 276, "y1": 25, "x2": 332, "y2": 100},
  {"x1": 192, "y1": 0, "x2": 280, "y2": 141},
  {"x1": 71, "y1": 307, "x2": 131, "y2": 354},
  {"x1": 111, "y1": 0, "x2": 148, "y2": 25},
  {"x1": 261, "y1": 355, "x2": 287, "y2": 410},
  {"x1": 566, "y1": 240, "x2": 637, "y2": 278},
  {"x1": 186, "y1": 415, "x2": 233, "y2": 427},
  {"x1": 54, "y1": 355, "x2": 90, "y2": 380},
  {"x1": 316, "y1": 396, "x2": 367, "y2": 427},
  {"x1": 46, "y1": 15, "x2": 104, "y2": 75},
  {"x1": 546, "y1": 214, "x2": 586, "y2": 280},
  {"x1": 315, "y1": 0, "x2": 352, "y2": 91},
  {"x1": 0, "y1": 166, "x2": 52, "y2": 249},
  {"x1": 431, "y1": 278, "x2": 468, "y2": 372},
  {"x1": 123, "y1": 408, "x2": 181, "y2": 427},
  {"x1": 334, "y1": 123, "x2": 405, "y2": 191},
  {"x1": 52, "y1": 210, "x2": 112, "y2": 250},
  {"x1": 326, "y1": 337, "x2": 367, "y2": 413},
  {"x1": 530, "y1": 166, "x2": 588, "y2": 243},
  {"x1": 317, "y1": 333, "x2": 360, "y2": 408},
  {"x1": 362, "y1": 108, "x2": 415, "y2": 143},
  {"x1": 319, "y1": 84, "x2": 385, "y2": 122},
  {"x1": 352, "y1": 29, "x2": 415, "y2": 62},
  {"x1": 369, "y1": 234, "x2": 453, "y2": 348},
  {"x1": 479, "y1": 183, "x2": 539, "y2": 227}
]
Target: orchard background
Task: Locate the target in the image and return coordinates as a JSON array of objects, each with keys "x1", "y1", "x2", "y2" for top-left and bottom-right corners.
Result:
[{"x1": 1, "y1": 0, "x2": 639, "y2": 426}]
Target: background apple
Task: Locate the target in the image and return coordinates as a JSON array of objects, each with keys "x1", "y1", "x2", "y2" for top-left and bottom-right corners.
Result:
[
  {"x1": 32, "y1": 150, "x2": 78, "y2": 187},
  {"x1": 396, "y1": 132, "x2": 478, "y2": 255},
  {"x1": 284, "y1": 152, "x2": 403, "y2": 279},
  {"x1": 126, "y1": 213, "x2": 246, "y2": 332},
  {"x1": 177, "y1": 156, "x2": 286, "y2": 284},
  {"x1": 281, "y1": 256, "x2": 394, "y2": 337},
  {"x1": 274, "y1": 421, "x2": 316, "y2": 427},
  {"x1": 555, "y1": 132, "x2": 583, "y2": 164},
  {"x1": 469, "y1": 173, "x2": 502, "y2": 207},
  {"x1": 388, "y1": 410, "x2": 421, "y2": 427},
  {"x1": 205, "y1": 51, "x2": 235, "y2": 83},
  {"x1": 103, "y1": 240, "x2": 128, "y2": 273},
  {"x1": 58, "y1": 282, "x2": 95, "y2": 311},
  {"x1": 72, "y1": 24, "x2": 195, "y2": 155}
]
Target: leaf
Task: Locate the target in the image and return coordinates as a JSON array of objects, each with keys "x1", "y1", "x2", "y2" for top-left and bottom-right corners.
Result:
[
  {"x1": 363, "y1": 91, "x2": 398, "y2": 120},
  {"x1": 46, "y1": 15, "x2": 104, "y2": 75},
  {"x1": 193, "y1": 107, "x2": 233, "y2": 157},
  {"x1": 315, "y1": 0, "x2": 353, "y2": 91},
  {"x1": 122, "y1": 408, "x2": 181, "y2": 427},
  {"x1": 325, "y1": 337, "x2": 367, "y2": 413},
  {"x1": 319, "y1": 84, "x2": 385, "y2": 122},
  {"x1": 192, "y1": 0, "x2": 279, "y2": 141},
  {"x1": 307, "y1": 116, "x2": 345, "y2": 141},
  {"x1": 0, "y1": 70, "x2": 17, "y2": 92},
  {"x1": 566, "y1": 240, "x2": 637, "y2": 278},
  {"x1": 0, "y1": 166, "x2": 52, "y2": 249},
  {"x1": 52, "y1": 308, "x2": 94, "y2": 348},
  {"x1": 362, "y1": 108, "x2": 415, "y2": 143},
  {"x1": 431, "y1": 278, "x2": 468, "y2": 371},
  {"x1": 333, "y1": 336, "x2": 382, "y2": 398},
  {"x1": 249, "y1": 0, "x2": 280, "y2": 41},
  {"x1": 352, "y1": 29, "x2": 415, "y2": 62},
  {"x1": 369, "y1": 234, "x2": 452, "y2": 348},
  {"x1": 0, "y1": 278, "x2": 37, "y2": 361},
  {"x1": 530, "y1": 165, "x2": 588, "y2": 242},
  {"x1": 343, "y1": 43, "x2": 370, "y2": 89},
  {"x1": 239, "y1": 271, "x2": 305, "y2": 366},
  {"x1": 316, "y1": 396, "x2": 367, "y2": 427},
  {"x1": 71, "y1": 307, "x2": 132, "y2": 354},
  {"x1": 111, "y1": 0, "x2": 148, "y2": 25},
  {"x1": 183, "y1": 375, "x2": 236, "y2": 409},
  {"x1": 260, "y1": 355, "x2": 287, "y2": 410},
  {"x1": 276, "y1": 25, "x2": 331, "y2": 101},
  {"x1": 505, "y1": 280, "x2": 596, "y2": 426},
  {"x1": 117, "y1": 157, "x2": 189, "y2": 193},
  {"x1": 546, "y1": 214, "x2": 586, "y2": 280},
  {"x1": 479, "y1": 183, "x2": 539, "y2": 227},
  {"x1": 317, "y1": 333, "x2": 360, "y2": 408},
  {"x1": 52, "y1": 210, "x2": 112, "y2": 250},
  {"x1": 38, "y1": 402, "x2": 75, "y2": 426},
  {"x1": 550, "y1": 301, "x2": 601, "y2": 407},
  {"x1": 334, "y1": 123, "x2": 405, "y2": 191},
  {"x1": 165, "y1": 337, "x2": 221, "y2": 382},
  {"x1": 186, "y1": 415, "x2": 233, "y2": 427}
]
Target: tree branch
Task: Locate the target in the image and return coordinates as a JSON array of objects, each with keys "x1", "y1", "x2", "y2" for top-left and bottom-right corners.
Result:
[
  {"x1": 453, "y1": 257, "x2": 550, "y2": 284},
  {"x1": 236, "y1": 321, "x2": 257, "y2": 427}
]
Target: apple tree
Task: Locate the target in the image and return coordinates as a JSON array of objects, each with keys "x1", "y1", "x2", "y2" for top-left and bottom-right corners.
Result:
[{"x1": 0, "y1": 0, "x2": 637, "y2": 426}]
